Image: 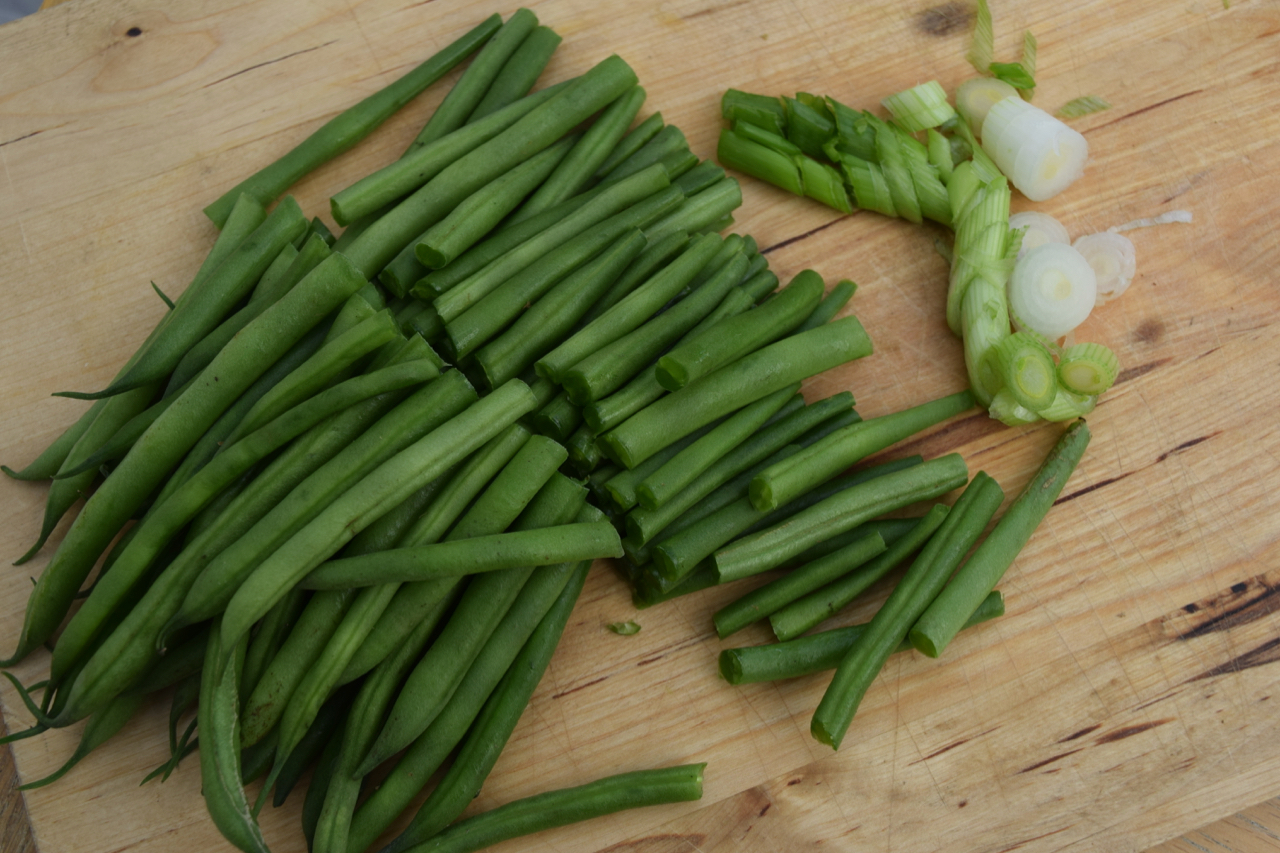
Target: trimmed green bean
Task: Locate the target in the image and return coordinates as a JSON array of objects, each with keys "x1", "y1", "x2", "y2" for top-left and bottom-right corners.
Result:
[
  {"x1": 637, "y1": 385, "x2": 799, "y2": 515},
  {"x1": 604, "y1": 421, "x2": 721, "y2": 513},
  {"x1": 911, "y1": 420, "x2": 1089, "y2": 657},
  {"x1": 722, "y1": 590, "x2": 1006, "y2": 684},
  {"x1": 594, "y1": 112, "x2": 663, "y2": 178},
  {"x1": 531, "y1": 391, "x2": 584, "y2": 441},
  {"x1": 681, "y1": 285, "x2": 753, "y2": 343},
  {"x1": 576, "y1": 230, "x2": 689, "y2": 329},
  {"x1": 643, "y1": 176, "x2": 742, "y2": 242},
  {"x1": 751, "y1": 389, "x2": 975, "y2": 511},
  {"x1": 477, "y1": 229, "x2": 648, "y2": 390},
  {"x1": 341, "y1": 55, "x2": 639, "y2": 280},
  {"x1": 656, "y1": 270, "x2": 824, "y2": 391},
  {"x1": 302, "y1": 523, "x2": 619, "y2": 589},
  {"x1": 513, "y1": 85, "x2": 646, "y2": 223},
  {"x1": 565, "y1": 422, "x2": 602, "y2": 473},
  {"x1": 600, "y1": 124, "x2": 688, "y2": 184},
  {"x1": 204, "y1": 17, "x2": 501, "y2": 226},
  {"x1": 794, "y1": 278, "x2": 856, "y2": 333},
  {"x1": 673, "y1": 160, "x2": 727, "y2": 196},
  {"x1": 742, "y1": 268, "x2": 780, "y2": 302},
  {"x1": 330, "y1": 81, "x2": 572, "y2": 226},
  {"x1": 811, "y1": 472, "x2": 1003, "y2": 749},
  {"x1": 468, "y1": 24, "x2": 562, "y2": 120},
  {"x1": 409, "y1": 11, "x2": 538, "y2": 151},
  {"x1": 537, "y1": 232, "x2": 722, "y2": 382},
  {"x1": 601, "y1": 315, "x2": 873, "y2": 470},
  {"x1": 562, "y1": 251, "x2": 749, "y2": 405},
  {"x1": 399, "y1": 764, "x2": 705, "y2": 853},
  {"x1": 715, "y1": 531, "x2": 886, "y2": 638}
]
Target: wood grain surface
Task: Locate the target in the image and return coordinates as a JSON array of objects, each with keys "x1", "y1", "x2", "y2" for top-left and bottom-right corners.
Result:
[{"x1": 1, "y1": 0, "x2": 1278, "y2": 852}]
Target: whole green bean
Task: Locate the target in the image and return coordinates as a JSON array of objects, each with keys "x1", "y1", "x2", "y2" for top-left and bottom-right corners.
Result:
[
  {"x1": 751, "y1": 389, "x2": 975, "y2": 511},
  {"x1": 302, "y1": 523, "x2": 619, "y2": 589},
  {"x1": 537, "y1": 231, "x2": 722, "y2": 382},
  {"x1": 409, "y1": 11, "x2": 538, "y2": 151},
  {"x1": 380, "y1": 560, "x2": 590, "y2": 852},
  {"x1": 217, "y1": 380, "x2": 539, "y2": 662},
  {"x1": 811, "y1": 472, "x2": 1004, "y2": 749},
  {"x1": 512, "y1": 85, "x2": 646, "y2": 222},
  {"x1": 415, "y1": 134, "x2": 577, "y2": 270},
  {"x1": 204, "y1": 16, "x2": 501, "y2": 227},
  {"x1": 911, "y1": 420, "x2": 1089, "y2": 657},
  {"x1": 271, "y1": 683, "x2": 355, "y2": 807},
  {"x1": 240, "y1": 587, "x2": 308, "y2": 704},
  {"x1": 122, "y1": 625, "x2": 210, "y2": 698},
  {"x1": 714, "y1": 531, "x2": 886, "y2": 638},
  {"x1": 65, "y1": 197, "x2": 308, "y2": 400},
  {"x1": 1, "y1": 398, "x2": 100, "y2": 482},
  {"x1": 722, "y1": 590, "x2": 1006, "y2": 684},
  {"x1": 593, "y1": 112, "x2": 663, "y2": 178},
  {"x1": 53, "y1": 378, "x2": 197, "y2": 481},
  {"x1": 17, "y1": 693, "x2": 144, "y2": 791},
  {"x1": 197, "y1": 626, "x2": 267, "y2": 852},
  {"x1": 769, "y1": 509, "x2": 946, "y2": 641},
  {"x1": 601, "y1": 315, "x2": 873, "y2": 470},
  {"x1": 302, "y1": 733, "x2": 342, "y2": 849},
  {"x1": 468, "y1": 23, "x2": 561, "y2": 120},
  {"x1": 341, "y1": 55, "x2": 639, "y2": 279},
  {"x1": 656, "y1": 269, "x2": 824, "y2": 391},
  {"x1": 330, "y1": 80, "x2": 572, "y2": 226},
  {"x1": 11, "y1": 252, "x2": 367, "y2": 670},
  {"x1": 794, "y1": 278, "x2": 856, "y2": 333},
  {"x1": 637, "y1": 385, "x2": 799, "y2": 513},
  {"x1": 399, "y1": 764, "x2": 705, "y2": 853},
  {"x1": 477, "y1": 229, "x2": 648, "y2": 389},
  {"x1": 433, "y1": 162, "x2": 671, "y2": 323}
]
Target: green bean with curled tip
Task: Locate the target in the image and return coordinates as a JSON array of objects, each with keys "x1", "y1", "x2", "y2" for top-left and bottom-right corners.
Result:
[
  {"x1": 380, "y1": 558, "x2": 590, "y2": 852},
  {"x1": 537, "y1": 231, "x2": 722, "y2": 383},
  {"x1": 770, "y1": 507, "x2": 947, "y2": 641},
  {"x1": 656, "y1": 270, "x2": 824, "y2": 392},
  {"x1": 10, "y1": 252, "x2": 367, "y2": 673},
  {"x1": 433, "y1": 162, "x2": 672, "y2": 324},
  {"x1": 167, "y1": 233, "x2": 332, "y2": 394},
  {"x1": 811, "y1": 472, "x2": 1004, "y2": 749},
  {"x1": 48, "y1": 353, "x2": 439, "y2": 689},
  {"x1": 50, "y1": 340, "x2": 440, "y2": 726},
  {"x1": 204, "y1": 16, "x2": 500, "y2": 227},
  {"x1": 511, "y1": 85, "x2": 645, "y2": 223},
  {"x1": 415, "y1": 134, "x2": 577, "y2": 271},
  {"x1": 64, "y1": 198, "x2": 308, "y2": 401},
  {"x1": 476, "y1": 228, "x2": 648, "y2": 390},
  {"x1": 408, "y1": 11, "x2": 538, "y2": 153},
  {"x1": 722, "y1": 590, "x2": 1006, "y2": 684},
  {"x1": 910, "y1": 420, "x2": 1090, "y2": 658},
  {"x1": 17, "y1": 692, "x2": 145, "y2": 792},
  {"x1": 562, "y1": 251, "x2": 748, "y2": 405},
  {"x1": 468, "y1": 23, "x2": 561, "y2": 121},
  {"x1": 341, "y1": 55, "x2": 639, "y2": 280},
  {"x1": 330, "y1": 80, "x2": 572, "y2": 227},
  {"x1": 637, "y1": 385, "x2": 797, "y2": 513},
  {"x1": 750, "y1": 389, "x2": 975, "y2": 512},
  {"x1": 216, "y1": 380, "x2": 539, "y2": 666},
  {"x1": 601, "y1": 315, "x2": 872, "y2": 470}
]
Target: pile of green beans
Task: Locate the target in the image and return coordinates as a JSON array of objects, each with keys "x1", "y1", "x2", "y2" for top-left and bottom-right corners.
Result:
[{"x1": 0, "y1": 6, "x2": 1096, "y2": 851}]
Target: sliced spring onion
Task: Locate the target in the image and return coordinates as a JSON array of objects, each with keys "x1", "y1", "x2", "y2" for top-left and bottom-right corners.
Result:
[
  {"x1": 1019, "y1": 30, "x2": 1038, "y2": 98},
  {"x1": 961, "y1": 275, "x2": 1009, "y2": 407},
  {"x1": 1008, "y1": 211, "x2": 1070, "y2": 258},
  {"x1": 989, "y1": 62, "x2": 1034, "y2": 92},
  {"x1": 1056, "y1": 95, "x2": 1112, "y2": 119},
  {"x1": 956, "y1": 77, "x2": 1020, "y2": 135},
  {"x1": 882, "y1": 81, "x2": 956, "y2": 132},
  {"x1": 988, "y1": 388, "x2": 1039, "y2": 426},
  {"x1": 1111, "y1": 209, "x2": 1192, "y2": 232},
  {"x1": 926, "y1": 129, "x2": 953, "y2": 182},
  {"x1": 981, "y1": 96, "x2": 1089, "y2": 202},
  {"x1": 1037, "y1": 387, "x2": 1097, "y2": 422},
  {"x1": 1007, "y1": 242, "x2": 1096, "y2": 338},
  {"x1": 984, "y1": 331, "x2": 1058, "y2": 412},
  {"x1": 967, "y1": 0, "x2": 995, "y2": 75},
  {"x1": 1057, "y1": 342, "x2": 1119, "y2": 395},
  {"x1": 1073, "y1": 231, "x2": 1136, "y2": 304}
]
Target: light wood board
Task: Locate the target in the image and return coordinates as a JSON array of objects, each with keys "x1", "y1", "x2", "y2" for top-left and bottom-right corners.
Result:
[{"x1": 1, "y1": 0, "x2": 1278, "y2": 851}]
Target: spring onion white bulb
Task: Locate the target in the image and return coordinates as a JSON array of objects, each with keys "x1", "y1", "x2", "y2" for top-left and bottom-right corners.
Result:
[
  {"x1": 980, "y1": 96, "x2": 1089, "y2": 201},
  {"x1": 956, "y1": 77, "x2": 1020, "y2": 134},
  {"x1": 1073, "y1": 231, "x2": 1136, "y2": 304},
  {"x1": 1008, "y1": 211, "x2": 1070, "y2": 258},
  {"x1": 1007, "y1": 242, "x2": 1097, "y2": 338}
]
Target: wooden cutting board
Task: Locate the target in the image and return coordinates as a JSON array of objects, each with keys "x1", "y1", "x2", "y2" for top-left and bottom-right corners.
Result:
[{"x1": 1, "y1": 0, "x2": 1278, "y2": 851}]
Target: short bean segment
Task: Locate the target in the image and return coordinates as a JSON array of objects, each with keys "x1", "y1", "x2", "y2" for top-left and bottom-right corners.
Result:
[
  {"x1": 352, "y1": 470, "x2": 586, "y2": 775},
  {"x1": 467, "y1": 23, "x2": 562, "y2": 121}
]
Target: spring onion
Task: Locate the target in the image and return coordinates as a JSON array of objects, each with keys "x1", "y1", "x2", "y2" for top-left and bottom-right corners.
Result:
[
  {"x1": 882, "y1": 81, "x2": 956, "y2": 132},
  {"x1": 1057, "y1": 342, "x2": 1119, "y2": 395},
  {"x1": 984, "y1": 331, "x2": 1058, "y2": 412},
  {"x1": 980, "y1": 96, "x2": 1088, "y2": 201},
  {"x1": 1073, "y1": 231, "x2": 1136, "y2": 304},
  {"x1": 1006, "y1": 242, "x2": 1097, "y2": 338},
  {"x1": 1056, "y1": 95, "x2": 1112, "y2": 119},
  {"x1": 1008, "y1": 211, "x2": 1069, "y2": 259}
]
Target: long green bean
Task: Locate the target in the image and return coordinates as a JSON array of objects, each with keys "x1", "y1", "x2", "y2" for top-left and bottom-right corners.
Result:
[
  {"x1": 468, "y1": 23, "x2": 562, "y2": 120},
  {"x1": 203, "y1": 17, "x2": 501, "y2": 227}
]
